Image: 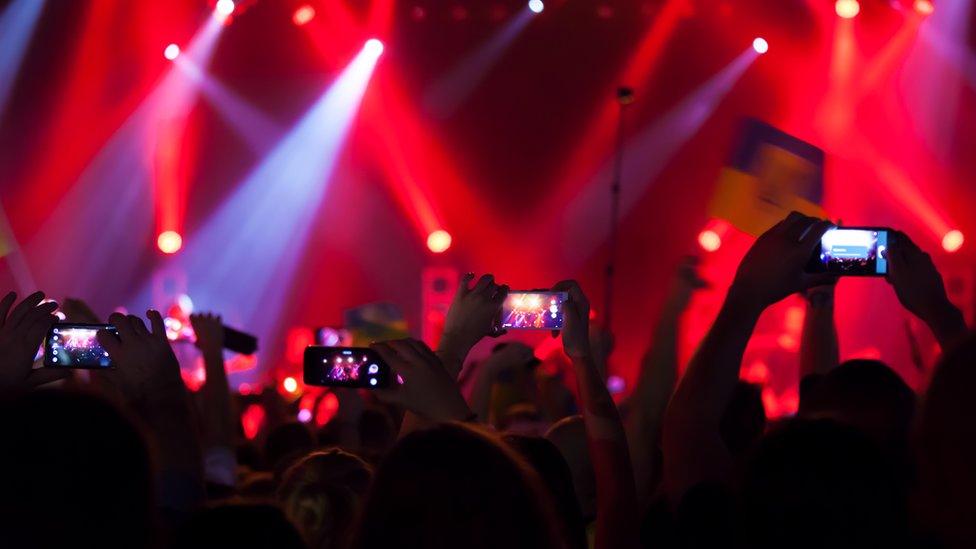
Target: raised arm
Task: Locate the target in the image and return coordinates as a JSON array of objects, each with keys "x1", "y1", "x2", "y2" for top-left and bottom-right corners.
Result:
[
  {"x1": 468, "y1": 343, "x2": 535, "y2": 424},
  {"x1": 554, "y1": 280, "x2": 639, "y2": 549},
  {"x1": 437, "y1": 273, "x2": 508, "y2": 378},
  {"x1": 886, "y1": 231, "x2": 967, "y2": 351},
  {"x1": 0, "y1": 291, "x2": 66, "y2": 392},
  {"x1": 662, "y1": 213, "x2": 833, "y2": 502},
  {"x1": 626, "y1": 257, "x2": 706, "y2": 504},
  {"x1": 799, "y1": 284, "x2": 840, "y2": 379}
]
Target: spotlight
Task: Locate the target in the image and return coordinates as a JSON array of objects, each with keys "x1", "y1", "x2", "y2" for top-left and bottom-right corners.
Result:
[
  {"x1": 163, "y1": 43, "x2": 181, "y2": 61},
  {"x1": 297, "y1": 408, "x2": 312, "y2": 423},
  {"x1": 942, "y1": 230, "x2": 964, "y2": 253},
  {"x1": 914, "y1": 0, "x2": 934, "y2": 15},
  {"x1": 752, "y1": 37, "x2": 768, "y2": 54},
  {"x1": 427, "y1": 229, "x2": 452, "y2": 253},
  {"x1": 215, "y1": 0, "x2": 235, "y2": 17},
  {"x1": 157, "y1": 230, "x2": 183, "y2": 254},
  {"x1": 283, "y1": 376, "x2": 298, "y2": 393},
  {"x1": 293, "y1": 4, "x2": 315, "y2": 26},
  {"x1": 364, "y1": 38, "x2": 384, "y2": 57},
  {"x1": 528, "y1": 0, "x2": 544, "y2": 13},
  {"x1": 697, "y1": 229, "x2": 722, "y2": 252},
  {"x1": 835, "y1": 0, "x2": 860, "y2": 18}
]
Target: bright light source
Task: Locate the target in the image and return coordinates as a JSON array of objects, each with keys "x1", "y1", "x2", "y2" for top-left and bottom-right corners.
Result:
[
  {"x1": 528, "y1": 0, "x2": 544, "y2": 13},
  {"x1": 427, "y1": 230, "x2": 452, "y2": 253},
  {"x1": 942, "y1": 229, "x2": 964, "y2": 253},
  {"x1": 164, "y1": 43, "x2": 181, "y2": 61},
  {"x1": 914, "y1": 0, "x2": 934, "y2": 15},
  {"x1": 157, "y1": 230, "x2": 183, "y2": 254},
  {"x1": 297, "y1": 408, "x2": 312, "y2": 423},
  {"x1": 364, "y1": 38, "x2": 384, "y2": 57},
  {"x1": 698, "y1": 229, "x2": 722, "y2": 252},
  {"x1": 215, "y1": 0, "x2": 235, "y2": 17},
  {"x1": 835, "y1": 0, "x2": 860, "y2": 18},
  {"x1": 752, "y1": 37, "x2": 768, "y2": 54},
  {"x1": 283, "y1": 376, "x2": 298, "y2": 393},
  {"x1": 293, "y1": 4, "x2": 315, "y2": 26}
]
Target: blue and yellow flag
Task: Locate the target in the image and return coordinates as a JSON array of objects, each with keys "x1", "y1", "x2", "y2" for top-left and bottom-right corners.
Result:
[{"x1": 709, "y1": 118, "x2": 827, "y2": 236}]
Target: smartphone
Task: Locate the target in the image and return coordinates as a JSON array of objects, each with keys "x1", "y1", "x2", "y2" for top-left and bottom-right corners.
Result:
[
  {"x1": 303, "y1": 346, "x2": 390, "y2": 388},
  {"x1": 500, "y1": 291, "x2": 568, "y2": 330},
  {"x1": 806, "y1": 227, "x2": 889, "y2": 276},
  {"x1": 44, "y1": 324, "x2": 117, "y2": 369}
]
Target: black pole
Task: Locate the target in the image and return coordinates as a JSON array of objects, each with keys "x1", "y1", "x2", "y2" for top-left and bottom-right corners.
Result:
[{"x1": 603, "y1": 87, "x2": 634, "y2": 333}]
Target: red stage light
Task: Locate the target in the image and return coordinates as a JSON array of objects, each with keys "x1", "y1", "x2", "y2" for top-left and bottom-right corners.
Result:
[
  {"x1": 752, "y1": 37, "x2": 768, "y2": 54},
  {"x1": 163, "y1": 43, "x2": 180, "y2": 61},
  {"x1": 835, "y1": 0, "x2": 860, "y2": 18},
  {"x1": 914, "y1": 0, "x2": 934, "y2": 15},
  {"x1": 698, "y1": 229, "x2": 722, "y2": 252},
  {"x1": 427, "y1": 230, "x2": 452, "y2": 253},
  {"x1": 942, "y1": 230, "x2": 964, "y2": 253},
  {"x1": 157, "y1": 230, "x2": 183, "y2": 254},
  {"x1": 293, "y1": 4, "x2": 315, "y2": 26}
]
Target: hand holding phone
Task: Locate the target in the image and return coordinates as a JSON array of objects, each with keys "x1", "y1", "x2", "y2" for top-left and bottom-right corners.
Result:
[
  {"x1": 44, "y1": 323, "x2": 118, "y2": 369},
  {"x1": 304, "y1": 347, "x2": 390, "y2": 388},
  {"x1": 499, "y1": 291, "x2": 569, "y2": 331},
  {"x1": 805, "y1": 227, "x2": 889, "y2": 276}
]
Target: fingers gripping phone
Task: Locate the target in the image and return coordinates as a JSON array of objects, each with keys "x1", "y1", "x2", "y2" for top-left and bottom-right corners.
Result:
[
  {"x1": 303, "y1": 347, "x2": 390, "y2": 388},
  {"x1": 806, "y1": 227, "x2": 890, "y2": 276},
  {"x1": 44, "y1": 323, "x2": 117, "y2": 369},
  {"x1": 499, "y1": 291, "x2": 569, "y2": 330}
]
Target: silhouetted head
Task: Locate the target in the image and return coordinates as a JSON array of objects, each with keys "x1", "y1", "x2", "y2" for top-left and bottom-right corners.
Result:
[
  {"x1": 0, "y1": 390, "x2": 153, "y2": 548},
  {"x1": 740, "y1": 418, "x2": 905, "y2": 548},
  {"x1": 720, "y1": 381, "x2": 767, "y2": 457},
  {"x1": 353, "y1": 422, "x2": 564, "y2": 549},
  {"x1": 915, "y1": 333, "x2": 976, "y2": 548},
  {"x1": 278, "y1": 449, "x2": 373, "y2": 549},
  {"x1": 357, "y1": 408, "x2": 396, "y2": 461},
  {"x1": 504, "y1": 434, "x2": 587, "y2": 549},
  {"x1": 265, "y1": 421, "x2": 315, "y2": 476},
  {"x1": 799, "y1": 359, "x2": 915, "y2": 456},
  {"x1": 172, "y1": 501, "x2": 304, "y2": 549},
  {"x1": 545, "y1": 415, "x2": 596, "y2": 522}
]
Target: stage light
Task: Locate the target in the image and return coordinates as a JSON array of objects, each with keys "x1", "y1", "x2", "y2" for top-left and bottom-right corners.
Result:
[
  {"x1": 297, "y1": 408, "x2": 312, "y2": 423},
  {"x1": 528, "y1": 0, "x2": 544, "y2": 13},
  {"x1": 427, "y1": 229, "x2": 452, "y2": 253},
  {"x1": 835, "y1": 0, "x2": 859, "y2": 18},
  {"x1": 215, "y1": 0, "x2": 235, "y2": 17},
  {"x1": 157, "y1": 230, "x2": 183, "y2": 254},
  {"x1": 698, "y1": 229, "x2": 722, "y2": 252},
  {"x1": 752, "y1": 37, "x2": 768, "y2": 54},
  {"x1": 293, "y1": 4, "x2": 315, "y2": 26},
  {"x1": 364, "y1": 38, "x2": 384, "y2": 57},
  {"x1": 283, "y1": 376, "x2": 298, "y2": 393},
  {"x1": 942, "y1": 229, "x2": 964, "y2": 252},
  {"x1": 914, "y1": 0, "x2": 934, "y2": 15},
  {"x1": 164, "y1": 43, "x2": 181, "y2": 60}
]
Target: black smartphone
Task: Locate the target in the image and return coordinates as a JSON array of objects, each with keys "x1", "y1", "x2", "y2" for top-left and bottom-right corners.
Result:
[
  {"x1": 500, "y1": 291, "x2": 569, "y2": 330},
  {"x1": 44, "y1": 323, "x2": 117, "y2": 369},
  {"x1": 806, "y1": 227, "x2": 890, "y2": 276},
  {"x1": 303, "y1": 346, "x2": 390, "y2": 388},
  {"x1": 224, "y1": 326, "x2": 258, "y2": 355}
]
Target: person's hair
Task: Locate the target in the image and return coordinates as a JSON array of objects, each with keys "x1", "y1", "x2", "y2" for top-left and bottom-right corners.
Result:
[
  {"x1": 799, "y1": 359, "x2": 916, "y2": 455},
  {"x1": 720, "y1": 381, "x2": 767, "y2": 457},
  {"x1": 739, "y1": 418, "x2": 906, "y2": 548},
  {"x1": 277, "y1": 449, "x2": 373, "y2": 549},
  {"x1": 915, "y1": 333, "x2": 976, "y2": 547},
  {"x1": 0, "y1": 390, "x2": 154, "y2": 548},
  {"x1": 352, "y1": 422, "x2": 565, "y2": 549},
  {"x1": 171, "y1": 501, "x2": 305, "y2": 549},
  {"x1": 503, "y1": 434, "x2": 588, "y2": 549},
  {"x1": 265, "y1": 421, "x2": 315, "y2": 477}
]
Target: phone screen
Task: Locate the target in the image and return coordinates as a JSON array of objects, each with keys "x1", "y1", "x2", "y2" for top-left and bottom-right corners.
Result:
[
  {"x1": 304, "y1": 347, "x2": 389, "y2": 388},
  {"x1": 501, "y1": 292, "x2": 568, "y2": 330},
  {"x1": 44, "y1": 324, "x2": 117, "y2": 369},
  {"x1": 807, "y1": 228, "x2": 888, "y2": 276}
]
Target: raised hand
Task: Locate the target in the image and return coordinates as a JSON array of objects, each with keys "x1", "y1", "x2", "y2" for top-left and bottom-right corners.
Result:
[
  {"x1": 0, "y1": 291, "x2": 66, "y2": 391},
  {"x1": 97, "y1": 310, "x2": 184, "y2": 401},
  {"x1": 551, "y1": 280, "x2": 591, "y2": 359},
  {"x1": 438, "y1": 273, "x2": 509, "y2": 377},
  {"x1": 886, "y1": 230, "x2": 966, "y2": 348},
  {"x1": 729, "y1": 212, "x2": 835, "y2": 311},
  {"x1": 189, "y1": 312, "x2": 224, "y2": 355},
  {"x1": 371, "y1": 338, "x2": 472, "y2": 422}
]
